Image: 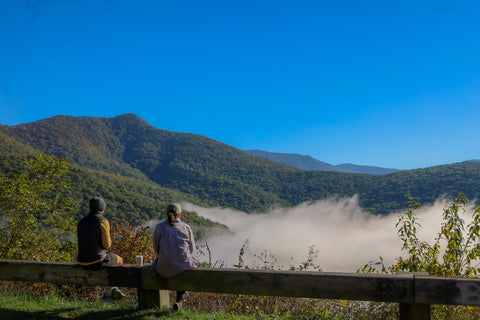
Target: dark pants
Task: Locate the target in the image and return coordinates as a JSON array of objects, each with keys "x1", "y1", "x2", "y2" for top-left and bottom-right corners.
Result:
[{"x1": 176, "y1": 291, "x2": 186, "y2": 302}]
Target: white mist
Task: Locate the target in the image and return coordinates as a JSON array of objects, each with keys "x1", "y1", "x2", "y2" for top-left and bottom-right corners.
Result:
[{"x1": 182, "y1": 196, "x2": 475, "y2": 272}]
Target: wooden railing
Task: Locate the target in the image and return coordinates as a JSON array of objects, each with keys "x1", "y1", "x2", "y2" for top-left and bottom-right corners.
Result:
[{"x1": 1, "y1": 260, "x2": 480, "y2": 320}]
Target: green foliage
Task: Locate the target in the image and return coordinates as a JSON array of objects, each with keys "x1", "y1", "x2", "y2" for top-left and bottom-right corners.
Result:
[
  {"x1": 0, "y1": 126, "x2": 228, "y2": 249},
  {"x1": 110, "y1": 222, "x2": 156, "y2": 265},
  {"x1": 230, "y1": 240, "x2": 322, "y2": 272},
  {"x1": 5, "y1": 285, "x2": 480, "y2": 320},
  {"x1": 292, "y1": 245, "x2": 322, "y2": 272},
  {"x1": 3, "y1": 114, "x2": 480, "y2": 217},
  {"x1": 360, "y1": 194, "x2": 480, "y2": 277},
  {"x1": 66, "y1": 164, "x2": 213, "y2": 226},
  {"x1": 0, "y1": 153, "x2": 76, "y2": 261},
  {"x1": 233, "y1": 239, "x2": 250, "y2": 269}
]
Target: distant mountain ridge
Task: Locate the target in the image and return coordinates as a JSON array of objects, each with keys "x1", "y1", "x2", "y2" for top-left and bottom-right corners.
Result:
[
  {"x1": 1, "y1": 113, "x2": 480, "y2": 219},
  {"x1": 245, "y1": 150, "x2": 398, "y2": 174}
]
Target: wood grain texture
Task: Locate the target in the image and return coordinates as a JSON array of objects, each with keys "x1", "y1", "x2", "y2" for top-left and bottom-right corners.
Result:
[
  {"x1": 0, "y1": 260, "x2": 413, "y2": 303},
  {"x1": 3, "y1": 260, "x2": 480, "y2": 308},
  {"x1": 142, "y1": 267, "x2": 414, "y2": 303},
  {"x1": 0, "y1": 260, "x2": 141, "y2": 287},
  {"x1": 415, "y1": 275, "x2": 480, "y2": 306}
]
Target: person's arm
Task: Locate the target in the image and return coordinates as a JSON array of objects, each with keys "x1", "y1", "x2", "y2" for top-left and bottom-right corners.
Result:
[
  {"x1": 153, "y1": 226, "x2": 159, "y2": 254},
  {"x1": 188, "y1": 226, "x2": 195, "y2": 253},
  {"x1": 100, "y1": 219, "x2": 112, "y2": 249}
]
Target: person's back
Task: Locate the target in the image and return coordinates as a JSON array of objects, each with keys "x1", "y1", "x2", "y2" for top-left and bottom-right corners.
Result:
[
  {"x1": 153, "y1": 219, "x2": 197, "y2": 278},
  {"x1": 77, "y1": 212, "x2": 108, "y2": 266},
  {"x1": 153, "y1": 203, "x2": 198, "y2": 310},
  {"x1": 77, "y1": 197, "x2": 125, "y2": 301}
]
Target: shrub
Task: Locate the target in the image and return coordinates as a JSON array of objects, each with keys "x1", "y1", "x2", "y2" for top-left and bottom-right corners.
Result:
[{"x1": 360, "y1": 194, "x2": 480, "y2": 277}]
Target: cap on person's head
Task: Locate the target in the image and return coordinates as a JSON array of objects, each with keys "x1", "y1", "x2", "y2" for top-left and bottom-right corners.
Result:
[
  {"x1": 166, "y1": 203, "x2": 182, "y2": 214},
  {"x1": 89, "y1": 197, "x2": 106, "y2": 213}
]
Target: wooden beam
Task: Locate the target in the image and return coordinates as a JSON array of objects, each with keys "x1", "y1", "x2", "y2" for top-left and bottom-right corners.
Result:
[
  {"x1": 142, "y1": 267, "x2": 414, "y2": 303},
  {"x1": 5, "y1": 259, "x2": 480, "y2": 314},
  {"x1": 415, "y1": 275, "x2": 480, "y2": 306},
  {"x1": 0, "y1": 260, "x2": 142, "y2": 287},
  {"x1": 0, "y1": 260, "x2": 414, "y2": 303},
  {"x1": 0, "y1": 260, "x2": 436, "y2": 318}
]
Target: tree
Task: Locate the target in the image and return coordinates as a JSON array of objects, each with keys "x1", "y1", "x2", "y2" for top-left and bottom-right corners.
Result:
[{"x1": 0, "y1": 153, "x2": 76, "y2": 261}]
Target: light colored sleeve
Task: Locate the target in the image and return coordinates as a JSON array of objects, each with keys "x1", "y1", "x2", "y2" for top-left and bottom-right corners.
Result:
[
  {"x1": 188, "y1": 226, "x2": 195, "y2": 253},
  {"x1": 100, "y1": 219, "x2": 112, "y2": 249}
]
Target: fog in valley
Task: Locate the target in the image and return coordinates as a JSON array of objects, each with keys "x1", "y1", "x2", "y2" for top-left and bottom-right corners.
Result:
[{"x1": 181, "y1": 197, "x2": 477, "y2": 272}]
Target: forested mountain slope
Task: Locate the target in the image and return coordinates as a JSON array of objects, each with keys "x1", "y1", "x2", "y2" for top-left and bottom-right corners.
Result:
[
  {"x1": 0, "y1": 129, "x2": 222, "y2": 234},
  {"x1": 1, "y1": 114, "x2": 479, "y2": 215}
]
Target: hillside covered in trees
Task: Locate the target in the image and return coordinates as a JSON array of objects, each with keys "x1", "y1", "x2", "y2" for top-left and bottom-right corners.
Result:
[{"x1": 1, "y1": 114, "x2": 480, "y2": 224}]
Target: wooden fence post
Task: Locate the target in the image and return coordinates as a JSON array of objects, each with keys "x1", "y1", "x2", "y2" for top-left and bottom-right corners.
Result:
[
  {"x1": 399, "y1": 303, "x2": 430, "y2": 320},
  {"x1": 137, "y1": 288, "x2": 170, "y2": 309},
  {"x1": 398, "y1": 271, "x2": 431, "y2": 320},
  {"x1": 138, "y1": 265, "x2": 170, "y2": 309},
  {"x1": 159, "y1": 290, "x2": 170, "y2": 307}
]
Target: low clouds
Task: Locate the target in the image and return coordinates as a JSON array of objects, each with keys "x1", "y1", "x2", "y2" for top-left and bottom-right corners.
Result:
[{"x1": 183, "y1": 196, "x2": 476, "y2": 272}]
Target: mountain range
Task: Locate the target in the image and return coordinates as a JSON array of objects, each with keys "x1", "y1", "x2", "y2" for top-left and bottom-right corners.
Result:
[
  {"x1": 1, "y1": 113, "x2": 479, "y2": 226},
  {"x1": 244, "y1": 150, "x2": 398, "y2": 174}
]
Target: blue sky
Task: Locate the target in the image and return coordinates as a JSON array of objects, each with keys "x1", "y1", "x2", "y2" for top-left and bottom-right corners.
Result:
[{"x1": 1, "y1": 0, "x2": 479, "y2": 170}]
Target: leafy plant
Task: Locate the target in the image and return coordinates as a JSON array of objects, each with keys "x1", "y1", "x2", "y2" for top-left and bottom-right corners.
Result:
[
  {"x1": 360, "y1": 194, "x2": 480, "y2": 277},
  {"x1": 110, "y1": 222, "x2": 156, "y2": 265},
  {"x1": 233, "y1": 239, "x2": 251, "y2": 269},
  {"x1": 290, "y1": 245, "x2": 322, "y2": 272},
  {"x1": 0, "y1": 152, "x2": 76, "y2": 261}
]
